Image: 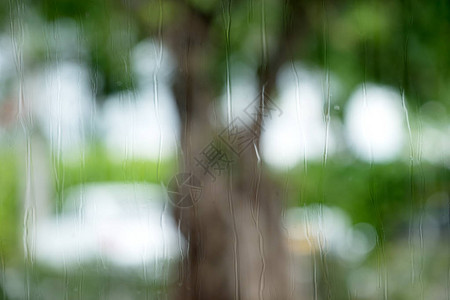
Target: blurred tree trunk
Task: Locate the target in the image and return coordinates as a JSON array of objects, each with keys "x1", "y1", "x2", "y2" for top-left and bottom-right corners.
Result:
[{"x1": 166, "y1": 3, "x2": 300, "y2": 300}]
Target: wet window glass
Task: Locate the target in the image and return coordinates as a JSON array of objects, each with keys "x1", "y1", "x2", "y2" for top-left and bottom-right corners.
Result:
[{"x1": 0, "y1": 0, "x2": 449, "y2": 299}]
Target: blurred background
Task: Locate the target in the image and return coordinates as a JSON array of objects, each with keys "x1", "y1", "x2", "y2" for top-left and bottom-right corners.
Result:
[{"x1": 0, "y1": 0, "x2": 449, "y2": 299}]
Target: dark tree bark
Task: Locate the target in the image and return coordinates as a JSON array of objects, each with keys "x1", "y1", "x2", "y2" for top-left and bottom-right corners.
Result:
[{"x1": 164, "y1": 1, "x2": 305, "y2": 299}]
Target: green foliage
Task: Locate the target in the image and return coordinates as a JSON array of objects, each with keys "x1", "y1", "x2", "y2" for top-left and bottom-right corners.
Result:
[
  {"x1": 0, "y1": 1, "x2": 449, "y2": 298},
  {"x1": 0, "y1": 145, "x2": 176, "y2": 260},
  {"x1": 55, "y1": 145, "x2": 176, "y2": 211},
  {"x1": 275, "y1": 159, "x2": 449, "y2": 240},
  {"x1": 0, "y1": 150, "x2": 19, "y2": 262},
  {"x1": 11, "y1": 0, "x2": 446, "y2": 110}
]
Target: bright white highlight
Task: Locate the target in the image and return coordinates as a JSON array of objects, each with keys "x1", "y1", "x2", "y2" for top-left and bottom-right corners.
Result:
[
  {"x1": 27, "y1": 62, "x2": 93, "y2": 156},
  {"x1": 100, "y1": 86, "x2": 179, "y2": 160},
  {"x1": 285, "y1": 205, "x2": 376, "y2": 263},
  {"x1": 261, "y1": 64, "x2": 337, "y2": 168},
  {"x1": 419, "y1": 101, "x2": 450, "y2": 168},
  {"x1": 100, "y1": 39, "x2": 180, "y2": 160},
  {"x1": 33, "y1": 183, "x2": 182, "y2": 270},
  {"x1": 344, "y1": 84, "x2": 405, "y2": 162},
  {"x1": 219, "y1": 64, "x2": 258, "y2": 126},
  {"x1": 0, "y1": 35, "x2": 14, "y2": 85},
  {"x1": 131, "y1": 38, "x2": 175, "y2": 87}
]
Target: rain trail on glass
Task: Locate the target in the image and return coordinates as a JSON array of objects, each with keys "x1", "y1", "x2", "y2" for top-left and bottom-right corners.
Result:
[
  {"x1": 221, "y1": 1, "x2": 240, "y2": 299},
  {"x1": 401, "y1": 1, "x2": 425, "y2": 297},
  {"x1": 1, "y1": 1, "x2": 447, "y2": 300},
  {"x1": 75, "y1": 17, "x2": 88, "y2": 300},
  {"x1": 317, "y1": 0, "x2": 332, "y2": 298},
  {"x1": 257, "y1": 1, "x2": 269, "y2": 299},
  {"x1": 9, "y1": 0, "x2": 35, "y2": 299}
]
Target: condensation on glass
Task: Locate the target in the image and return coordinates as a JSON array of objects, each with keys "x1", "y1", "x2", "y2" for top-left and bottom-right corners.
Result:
[{"x1": 0, "y1": 0, "x2": 448, "y2": 299}]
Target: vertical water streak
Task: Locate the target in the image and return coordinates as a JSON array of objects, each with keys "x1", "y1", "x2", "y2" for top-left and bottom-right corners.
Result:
[
  {"x1": 291, "y1": 62, "x2": 307, "y2": 178},
  {"x1": 401, "y1": 88, "x2": 416, "y2": 290},
  {"x1": 9, "y1": 1, "x2": 35, "y2": 298},
  {"x1": 251, "y1": 142, "x2": 266, "y2": 300},
  {"x1": 153, "y1": 1, "x2": 166, "y2": 298},
  {"x1": 221, "y1": 1, "x2": 240, "y2": 298},
  {"x1": 304, "y1": 210, "x2": 317, "y2": 300},
  {"x1": 75, "y1": 18, "x2": 86, "y2": 300},
  {"x1": 260, "y1": 0, "x2": 267, "y2": 67},
  {"x1": 416, "y1": 112, "x2": 425, "y2": 300},
  {"x1": 319, "y1": 0, "x2": 332, "y2": 297},
  {"x1": 227, "y1": 170, "x2": 239, "y2": 300},
  {"x1": 222, "y1": 0, "x2": 233, "y2": 125}
]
